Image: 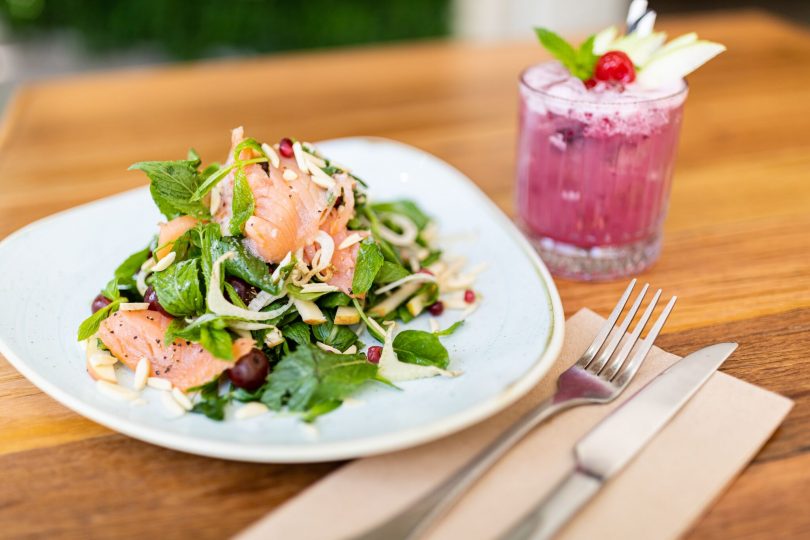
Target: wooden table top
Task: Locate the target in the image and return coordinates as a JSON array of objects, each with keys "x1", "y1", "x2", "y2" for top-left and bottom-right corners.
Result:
[{"x1": 1, "y1": 9, "x2": 808, "y2": 539}]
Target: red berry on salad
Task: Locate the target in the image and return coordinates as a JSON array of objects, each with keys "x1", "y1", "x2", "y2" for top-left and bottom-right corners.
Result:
[
  {"x1": 584, "y1": 78, "x2": 597, "y2": 89},
  {"x1": 227, "y1": 348, "x2": 270, "y2": 390},
  {"x1": 279, "y1": 138, "x2": 294, "y2": 158},
  {"x1": 594, "y1": 51, "x2": 636, "y2": 83},
  {"x1": 464, "y1": 289, "x2": 476, "y2": 304},
  {"x1": 428, "y1": 301, "x2": 444, "y2": 316},
  {"x1": 91, "y1": 294, "x2": 111, "y2": 313},
  {"x1": 366, "y1": 346, "x2": 383, "y2": 364},
  {"x1": 143, "y1": 286, "x2": 172, "y2": 317}
]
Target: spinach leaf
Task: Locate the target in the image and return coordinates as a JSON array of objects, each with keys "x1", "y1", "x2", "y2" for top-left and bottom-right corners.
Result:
[
  {"x1": 229, "y1": 168, "x2": 255, "y2": 236},
  {"x1": 370, "y1": 200, "x2": 430, "y2": 230},
  {"x1": 435, "y1": 320, "x2": 464, "y2": 337},
  {"x1": 318, "y1": 292, "x2": 352, "y2": 308},
  {"x1": 282, "y1": 321, "x2": 312, "y2": 346},
  {"x1": 166, "y1": 315, "x2": 234, "y2": 360},
  {"x1": 352, "y1": 239, "x2": 384, "y2": 295},
  {"x1": 393, "y1": 330, "x2": 449, "y2": 369},
  {"x1": 312, "y1": 314, "x2": 358, "y2": 351},
  {"x1": 77, "y1": 300, "x2": 121, "y2": 341},
  {"x1": 129, "y1": 157, "x2": 209, "y2": 219},
  {"x1": 211, "y1": 237, "x2": 281, "y2": 293},
  {"x1": 151, "y1": 258, "x2": 204, "y2": 317},
  {"x1": 261, "y1": 344, "x2": 377, "y2": 419},
  {"x1": 374, "y1": 261, "x2": 410, "y2": 285},
  {"x1": 113, "y1": 245, "x2": 152, "y2": 292}
]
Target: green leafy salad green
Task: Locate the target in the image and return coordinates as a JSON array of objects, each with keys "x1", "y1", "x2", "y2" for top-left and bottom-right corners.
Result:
[{"x1": 79, "y1": 129, "x2": 482, "y2": 422}]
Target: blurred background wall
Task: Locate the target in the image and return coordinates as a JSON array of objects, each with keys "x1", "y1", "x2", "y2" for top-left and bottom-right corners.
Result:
[{"x1": 0, "y1": 0, "x2": 807, "y2": 108}]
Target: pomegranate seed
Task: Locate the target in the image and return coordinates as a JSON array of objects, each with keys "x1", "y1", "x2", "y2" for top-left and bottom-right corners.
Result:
[
  {"x1": 594, "y1": 50, "x2": 635, "y2": 84},
  {"x1": 366, "y1": 346, "x2": 383, "y2": 364},
  {"x1": 418, "y1": 268, "x2": 433, "y2": 275},
  {"x1": 428, "y1": 301, "x2": 444, "y2": 316},
  {"x1": 464, "y1": 289, "x2": 476, "y2": 303},
  {"x1": 584, "y1": 78, "x2": 597, "y2": 89},
  {"x1": 278, "y1": 138, "x2": 294, "y2": 158}
]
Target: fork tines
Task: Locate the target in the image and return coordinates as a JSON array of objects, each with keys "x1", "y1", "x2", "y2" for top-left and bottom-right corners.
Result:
[{"x1": 576, "y1": 280, "x2": 677, "y2": 386}]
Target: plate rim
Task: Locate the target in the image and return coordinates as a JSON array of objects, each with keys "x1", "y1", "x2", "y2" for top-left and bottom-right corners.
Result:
[{"x1": 0, "y1": 136, "x2": 564, "y2": 463}]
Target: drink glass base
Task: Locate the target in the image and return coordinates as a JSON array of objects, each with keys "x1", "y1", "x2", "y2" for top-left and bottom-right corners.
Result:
[{"x1": 524, "y1": 231, "x2": 662, "y2": 282}]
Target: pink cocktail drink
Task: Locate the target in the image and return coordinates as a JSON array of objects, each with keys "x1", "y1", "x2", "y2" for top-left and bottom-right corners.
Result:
[{"x1": 517, "y1": 61, "x2": 688, "y2": 280}]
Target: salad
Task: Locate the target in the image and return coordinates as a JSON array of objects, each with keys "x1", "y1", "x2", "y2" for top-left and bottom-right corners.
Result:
[{"x1": 78, "y1": 128, "x2": 482, "y2": 422}]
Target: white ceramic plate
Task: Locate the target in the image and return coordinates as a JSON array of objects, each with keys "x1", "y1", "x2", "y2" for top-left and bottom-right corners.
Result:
[{"x1": 0, "y1": 137, "x2": 563, "y2": 463}]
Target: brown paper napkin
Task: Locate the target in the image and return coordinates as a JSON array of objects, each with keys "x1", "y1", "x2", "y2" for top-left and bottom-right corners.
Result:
[{"x1": 237, "y1": 309, "x2": 793, "y2": 540}]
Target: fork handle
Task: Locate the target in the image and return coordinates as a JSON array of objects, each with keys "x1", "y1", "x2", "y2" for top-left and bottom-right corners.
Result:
[
  {"x1": 352, "y1": 397, "x2": 573, "y2": 540},
  {"x1": 496, "y1": 469, "x2": 601, "y2": 540}
]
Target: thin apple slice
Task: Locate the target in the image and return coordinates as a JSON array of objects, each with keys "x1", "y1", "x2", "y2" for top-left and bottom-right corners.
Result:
[
  {"x1": 593, "y1": 25, "x2": 618, "y2": 55},
  {"x1": 636, "y1": 41, "x2": 726, "y2": 88},
  {"x1": 656, "y1": 32, "x2": 698, "y2": 57},
  {"x1": 612, "y1": 31, "x2": 667, "y2": 66}
]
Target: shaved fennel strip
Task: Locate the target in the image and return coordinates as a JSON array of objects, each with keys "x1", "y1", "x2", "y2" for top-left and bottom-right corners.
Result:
[{"x1": 373, "y1": 273, "x2": 437, "y2": 295}]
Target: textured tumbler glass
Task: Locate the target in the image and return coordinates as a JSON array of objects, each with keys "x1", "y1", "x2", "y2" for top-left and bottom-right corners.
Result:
[{"x1": 516, "y1": 61, "x2": 688, "y2": 281}]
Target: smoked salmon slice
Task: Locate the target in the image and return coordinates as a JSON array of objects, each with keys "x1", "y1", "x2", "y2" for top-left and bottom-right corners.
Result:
[
  {"x1": 96, "y1": 309, "x2": 254, "y2": 391},
  {"x1": 156, "y1": 215, "x2": 198, "y2": 260},
  {"x1": 213, "y1": 127, "x2": 363, "y2": 295}
]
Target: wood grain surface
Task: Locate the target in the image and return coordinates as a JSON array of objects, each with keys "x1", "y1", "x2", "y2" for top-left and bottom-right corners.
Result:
[{"x1": 1, "y1": 9, "x2": 808, "y2": 539}]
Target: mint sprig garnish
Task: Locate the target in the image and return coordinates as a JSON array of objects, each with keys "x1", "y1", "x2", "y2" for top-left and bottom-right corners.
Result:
[{"x1": 535, "y1": 28, "x2": 599, "y2": 81}]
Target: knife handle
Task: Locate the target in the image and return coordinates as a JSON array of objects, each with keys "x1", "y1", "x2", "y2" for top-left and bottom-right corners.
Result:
[{"x1": 499, "y1": 469, "x2": 601, "y2": 540}]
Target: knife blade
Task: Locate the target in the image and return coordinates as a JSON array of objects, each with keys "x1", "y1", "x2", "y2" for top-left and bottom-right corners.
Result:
[{"x1": 500, "y1": 342, "x2": 738, "y2": 540}]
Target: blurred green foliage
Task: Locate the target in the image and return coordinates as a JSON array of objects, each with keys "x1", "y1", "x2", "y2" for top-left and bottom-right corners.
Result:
[{"x1": 0, "y1": 0, "x2": 451, "y2": 59}]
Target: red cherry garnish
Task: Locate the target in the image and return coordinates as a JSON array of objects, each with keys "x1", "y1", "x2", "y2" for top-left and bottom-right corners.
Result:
[
  {"x1": 594, "y1": 51, "x2": 636, "y2": 83},
  {"x1": 366, "y1": 346, "x2": 383, "y2": 364},
  {"x1": 464, "y1": 289, "x2": 476, "y2": 304},
  {"x1": 428, "y1": 301, "x2": 444, "y2": 316},
  {"x1": 584, "y1": 78, "x2": 597, "y2": 89},
  {"x1": 279, "y1": 138, "x2": 294, "y2": 158}
]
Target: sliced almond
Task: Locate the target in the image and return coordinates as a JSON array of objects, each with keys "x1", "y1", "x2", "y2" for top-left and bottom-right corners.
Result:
[
  {"x1": 89, "y1": 351, "x2": 118, "y2": 367},
  {"x1": 171, "y1": 387, "x2": 194, "y2": 411},
  {"x1": 151, "y1": 251, "x2": 176, "y2": 272},
  {"x1": 292, "y1": 141, "x2": 310, "y2": 173},
  {"x1": 234, "y1": 402, "x2": 270, "y2": 420},
  {"x1": 147, "y1": 377, "x2": 172, "y2": 391},
  {"x1": 119, "y1": 302, "x2": 150, "y2": 312},
  {"x1": 338, "y1": 233, "x2": 363, "y2": 250},
  {"x1": 96, "y1": 380, "x2": 138, "y2": 402},
  {"x1": 261, "y1": 142, "x2": 280, "y2": 168},
  {"x1": 282, "y1": 168, "x2": 298, "y2": 181},
  {"x1": 264, "y1": 327, "x2": 285, "y2": 348},
  {"x1": 316, "y1": 342, "x2": 342, "y2": 354},
  {"x1": 91, "y1": 362, "x2": 118, "y2": 383},
  {"x1": 160, "y1": 390, "x2": 186, "y2": 418},
  {"x1": 133, "y1": 357, "x2": 150, "y2": 391},
  {"x1": 309, "y1": 165, "x2": 336, "y2": 190}
]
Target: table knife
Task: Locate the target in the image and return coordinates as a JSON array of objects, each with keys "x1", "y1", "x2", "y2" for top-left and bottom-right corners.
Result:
[{"x1": 499, "y1": 342, "x2": 738, "y2": 540}]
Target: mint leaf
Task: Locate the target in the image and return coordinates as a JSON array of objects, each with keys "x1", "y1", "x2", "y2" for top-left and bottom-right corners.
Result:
[
  {"x1": 129, "y1": 158, "x2": 209, "y2": 219},
  {"x1": 77, "y1": 300, "x2": 121, "y2": 340},
  {"x1": 535, "y1": 28, "x2": 579, "y2": 72},
  {"x1": 113, "y1": 245, "x2": 152, "y2": 292},
  {"x1": 229, "y1": 168, "x2": 254, "y2": 236},
  {"x1": 370, "y1": 200, "x2": 431, "y2": 230},
  {"x1": 393, "y1": 330, "x2": 449, "y2": 369},
  {"x1": 261, "y1": 344, "x2": 377, "y2": 417},
  {"x1": 166, "y1": 315, "x2": 233, "y2": 360},
  {"x1": 101, "y1": 278, "x2": 120, "y2": 301},
  {"x1": 192, "y1": 163, "x2": 233, "y2": 201},
  {"x1": 151, "y1": 258, "x2": 204, "y2": 317},
  {"x1": 312, "y1": 314, "x2": 359, "y2": 351},
  {"x1": 282, "y1": 321, "x2": 312, "y2": 347},
  {"x1": 352, "y1": 239, "x2": 384, "y2": 295},
  {"x1": 535, "y1": 28, "x2": 598, "y2": 81},
  {"x1": 374, "y1": 261, "x2": 411, "y2": 285}
]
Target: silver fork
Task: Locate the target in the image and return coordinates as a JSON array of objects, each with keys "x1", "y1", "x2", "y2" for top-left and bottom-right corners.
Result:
[{"x1": 352, "y1": 280, "x2": 676, "y2": 540}]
